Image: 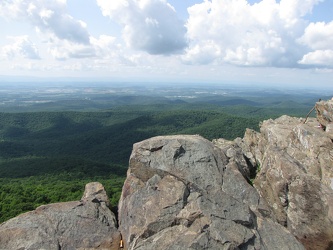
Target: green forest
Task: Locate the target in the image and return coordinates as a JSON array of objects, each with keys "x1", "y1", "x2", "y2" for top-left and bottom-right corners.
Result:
[{"x1": 0, "y1": 100, "x2": 314, "y2": 223}]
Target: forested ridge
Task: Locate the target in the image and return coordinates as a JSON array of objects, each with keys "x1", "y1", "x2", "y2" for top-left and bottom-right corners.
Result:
[{"x1": 0, "y1": 102, "x2": 312, "y2": 223}]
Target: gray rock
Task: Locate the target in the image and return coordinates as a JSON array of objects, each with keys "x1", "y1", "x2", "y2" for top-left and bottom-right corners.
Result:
[
  {"x1": 119, "y1": 135, "x2": 304, "y2": 250},
  {"x1": 245, "y1": 115, "x2": 333, "y2": 249},
  {"x1": 82, "y1": 181, "x2": 111, "y2": 207},
  {"x1": 0, "y1": 182, "x2": 121, "y2": 250},
  {"x1": 316, "y1": 99, "x2": 333, "y2": 127}
]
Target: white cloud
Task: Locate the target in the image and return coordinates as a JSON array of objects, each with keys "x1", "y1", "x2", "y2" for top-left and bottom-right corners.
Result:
[
  {"x1": 90, "y1": 35, "x2": 138, "y2": 65},
  {"x1": 1, "y1": 36, "x2": 40, "y2": 60},
  {"x1": 298, "y1": 50, "x2": 333, "y2": 67},
  {"x1": 279, "y1": 0, "x2": 323, "y2": 25},
  {"x1": 96, "y1": 0, "x2": 187, "y2": 55},
  {"x1": 298, "y1": 21, "x2": 333, "y2": 50},
  {"x1": 48, "y1": 41, "x2": 95, "y2": 61},
  {"x1": 1, "y1": 0, "x2": 332, "y2": 75},
  {"x1": 297, "y1": 21, "x2": 333, "y2": 67},
  {"x1": 183, "y1": 0, "x2": 324, "y2": 68},
  {"x1": 0, "y1": 1, "x2": 128, "y2": 61},
  {"x1": 181, "y1": 41, "x2": 222, "y2": 65},
  {"x1": 90, "y1": 35, "x2": 121, "y2": 59},
  {"x1": 0, "y1": 0, "x2": 90, "y2": 44},
  {"x1": 45, "y1": 34, "x2": 140, "y2": 68},
  {"x1": 47, "y1": 34, "x2": 121, "y2": 61}
]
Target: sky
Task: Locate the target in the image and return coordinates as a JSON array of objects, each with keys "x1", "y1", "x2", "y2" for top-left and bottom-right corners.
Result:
[{"x1": 0, "y1": 0, "x2": 333, "y2": 86}]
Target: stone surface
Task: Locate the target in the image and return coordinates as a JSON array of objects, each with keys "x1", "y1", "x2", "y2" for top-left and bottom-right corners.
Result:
[
  {"x1": 0, "y1": 182, "x2": 121, "y2": 250},
  {"x1": 118, "y1": 135, "x2": 304, "y2": 250},
  {"x1": 244, "y1": 115, "x2": 333, "y2": 249},
  {"x1": 82, "y1": 181, "x2": 111, "y2": 207},
  {"x1": 316, "y1": 99, "x2": 333, "y2": 127}
]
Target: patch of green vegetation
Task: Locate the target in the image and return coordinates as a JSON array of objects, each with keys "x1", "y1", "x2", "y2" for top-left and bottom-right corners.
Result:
[
  {"x1": 0, "y1": 174, "x2": 125, "y2": 223},
  {"x1": 0, "y1": 101, "x2": 310, "y2": 223},
  {"x1": 249, "y1": 162, "x2": 261, "y2": 186}
]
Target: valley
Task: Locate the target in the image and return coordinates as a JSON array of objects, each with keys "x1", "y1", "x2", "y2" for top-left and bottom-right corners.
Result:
[{"x1": 0, "y1": 81, "x2": 329, "y2": 222}]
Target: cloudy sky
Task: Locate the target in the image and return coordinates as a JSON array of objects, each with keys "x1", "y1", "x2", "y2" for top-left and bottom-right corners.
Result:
[{"x1": 0, "y1": 0, "x2": 332, "y2": 86}]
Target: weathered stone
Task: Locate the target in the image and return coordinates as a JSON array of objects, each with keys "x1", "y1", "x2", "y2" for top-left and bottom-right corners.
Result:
[
  {"x1": 119, "y1": 135, "x2": 304, "y2": 250},
  {"x1": 81, "y1": 181, "x2": 111, "y2": 207},
  {"x1": 316, "y1": 99, "x2": 333, "y2": 127},
  {"x1": 326, "y1": 123, "x2": 333, "y2": 139},
  {"x1": 213, "y1": 138, "x2": 257, "y2": 181},
  {"x1": 0, "y1": 182, "x2": 121, "y2": 250},
  {"x1": 213, "y1": 138, "x2": 273, "y2": 219},
  {"x1": 246, "y1": 115, "x2": 333, "y2": 249},
  {"x1": 256, "y1": 217, "x2": 307, "y2": 250}
]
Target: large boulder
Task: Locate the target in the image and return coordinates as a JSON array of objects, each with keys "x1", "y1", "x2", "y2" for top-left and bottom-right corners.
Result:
[
  {"x1": 244, "y1": 115, "x2": 333, "y2": 249},
  {"x1": 118, "y1": 135, "x2": 304, "y2": 250},
  {"x1": 0, "y1": 182, "x2": 121, "y2": 250}
]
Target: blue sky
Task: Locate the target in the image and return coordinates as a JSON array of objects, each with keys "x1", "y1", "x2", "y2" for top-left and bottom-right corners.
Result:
[{"x1": 0, "y1": 0, "x2": 332, "y2": 86}]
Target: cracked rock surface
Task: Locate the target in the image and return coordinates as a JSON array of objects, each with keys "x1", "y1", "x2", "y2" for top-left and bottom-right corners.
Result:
[
  {"x1": 243, "y1": 116, "x2": 333, "y2": 249},
  {"x1": 119, "y1": 135, "x2": 304, "y2": 250}
]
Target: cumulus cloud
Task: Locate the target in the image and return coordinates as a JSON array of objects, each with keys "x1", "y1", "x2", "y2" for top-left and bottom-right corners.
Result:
[
  {"x1": 90, "y1": 35, "x2": 118, "y2": 59},
  {"x1": 297, "y1": 21, "x2": 333, "y2": 67},
  {"x1": 1, "y1": 36, "x2": 40, "y2": 60},
  {"x1": 298, "y1": 50, "x2": 333, "y2": 66},
  {"x1": 0, "y1": 0, "x2": 123, "y2": 61},
  {"x1": 279, "y1": 0, "x2": 323, "y2": 25},
  {"x1": 96, "y1": 0, "x2": 187, "y2": 55},
  {"x1": 45, "y1": 34, "x2": 138, "y2": 67},
  {"x1": 1, "y1": 0, "x2": 332, "y2": 72},
  {"x1": 0, "y1": 0, "x2": 90, "y2": 44},
  {"x1": 183, "y1": 0, "x2": 325, "y2": 68},
  {"x1": 299, "y1": 21, "x2": 333, "y2": 50},
  {"x1": 48, "y1": 41, "x2": 95, "y2": 61}
]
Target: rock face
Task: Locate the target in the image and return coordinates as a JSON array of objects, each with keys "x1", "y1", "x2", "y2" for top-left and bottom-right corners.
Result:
[
  {"x1": 243, "y1": 115, "x2": 333, "y2": 249},
  {"x1": 118, "y1": 135, "x2": 304, "y2": 249},
  {"x1": 316, "y1": 99, "x2": 333, "y2": 128},
  {"x1": 0, "y1": 182, "x2": 121, "y2": 250}
]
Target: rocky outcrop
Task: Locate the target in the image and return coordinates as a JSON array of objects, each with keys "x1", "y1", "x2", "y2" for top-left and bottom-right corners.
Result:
[
  {"x1": 118, "y1": 100, "x2": 333, "y2": 249},
  {"x1": 316, "y1": 98, "x2": 333, "y2": 128},
  {"x1": 118, "y1": 135, "x2": 304, "y2": 249},
  {"x1": 0, "y1": 182, "x2": 121, "y2": 249},
  {"x1": 242, "y1": 115, "x2": 333, "y2": 249}
]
